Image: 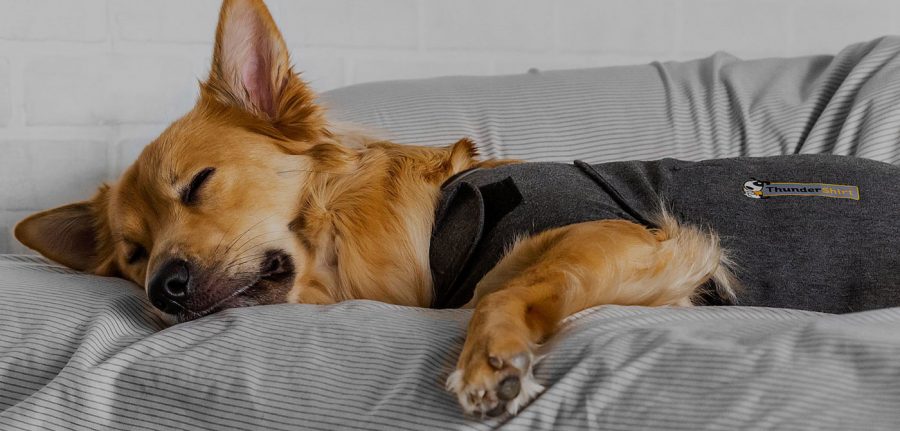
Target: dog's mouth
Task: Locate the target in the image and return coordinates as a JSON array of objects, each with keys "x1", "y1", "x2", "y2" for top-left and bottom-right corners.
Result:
[
  {"x1": 175, "y1": 279, "x2": 265, "y2": 322},
  {"x1": 174, "y1": 250, "x2": 295, "y2": 323}
]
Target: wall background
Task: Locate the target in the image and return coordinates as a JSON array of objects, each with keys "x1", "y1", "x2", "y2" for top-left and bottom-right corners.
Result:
[{"x1": 1, "y1": 0, "x2": 899, "y2": 253}]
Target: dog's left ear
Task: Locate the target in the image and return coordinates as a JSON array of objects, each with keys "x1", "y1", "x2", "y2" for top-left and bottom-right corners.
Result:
[
  {"x1": 14, "y1": 187, "x2": 117, "y2": 275},
  {"x1": 203, "y1": 0, "x2": 326, "y2": 141}
]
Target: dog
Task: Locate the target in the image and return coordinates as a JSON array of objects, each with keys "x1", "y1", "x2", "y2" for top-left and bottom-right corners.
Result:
[{"x1": 14, "y1": 0, "x2": 900, "y2": 418}]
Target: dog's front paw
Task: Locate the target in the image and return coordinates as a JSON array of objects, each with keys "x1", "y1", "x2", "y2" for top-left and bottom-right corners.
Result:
[{"x1": 446, "y1": 334, "x2": 544, "y2": 417}]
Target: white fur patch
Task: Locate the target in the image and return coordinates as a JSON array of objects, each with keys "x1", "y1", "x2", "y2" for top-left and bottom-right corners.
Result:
[{"x1": 505, "y1": 367, "x2": 545, "y2": 415}]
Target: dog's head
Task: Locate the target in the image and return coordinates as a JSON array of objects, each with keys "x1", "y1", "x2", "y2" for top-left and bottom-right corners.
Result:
[{"x1": 15, "y1": 0, "x2": 339, "y2": 321}]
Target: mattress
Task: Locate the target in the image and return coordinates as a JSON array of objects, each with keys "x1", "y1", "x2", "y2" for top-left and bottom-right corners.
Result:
[{"x1": 3, "y1": 255, "x2": 900, "y2": 430}]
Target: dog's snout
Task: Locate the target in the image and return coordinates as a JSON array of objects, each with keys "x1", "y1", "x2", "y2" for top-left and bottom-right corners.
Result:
[{"x1": 148, "y1": 258, "x2": 193, "y2": 313}]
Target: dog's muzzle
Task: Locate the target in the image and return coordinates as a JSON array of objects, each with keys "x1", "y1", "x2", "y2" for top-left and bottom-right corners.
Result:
[{"x1": 146, "y1": 250, "x2": 295, "y2": 318}]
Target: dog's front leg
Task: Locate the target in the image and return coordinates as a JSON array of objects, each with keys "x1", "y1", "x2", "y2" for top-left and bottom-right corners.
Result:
[{"x1": 446, "y1": 219, "x2": 727, "y2": 416}]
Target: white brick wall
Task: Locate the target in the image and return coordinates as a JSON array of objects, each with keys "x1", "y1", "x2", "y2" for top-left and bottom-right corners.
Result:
[
  {"x1": 0, "y1": 140, "x2": 109, "y2": 209},
  {"x1": 681, "y1": 0, "x2": 792, "y2": 57},
  {"x1": 558, "y1": 0, "x2": 678, "y2": 55},
  {"x1": 0, "y1": 0, "x2": 899, "y2": 253},
  {"x1": 0, "y1": 58, "x2": 9, "y2": 127},
  {"x1": 25, "y1": 56, "x2": 205, "y2": 126},
  {"x1": 110, "y1": 0, "x2": 220, "y2": 44},
  {"x1": 0, "y1": 0, "x2": 108, "y2": 42},
  {"x1": 422, "y1": 0, "x2": 554, "y2": 51},
  {"x1": 277, "y1": 0, "x2": 419, "y2": 48}
]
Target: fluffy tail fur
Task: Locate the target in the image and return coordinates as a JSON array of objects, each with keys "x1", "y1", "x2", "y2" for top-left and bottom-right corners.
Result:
[{"x1": 650, "y1": 209, "x2": 740, "y2": 305}]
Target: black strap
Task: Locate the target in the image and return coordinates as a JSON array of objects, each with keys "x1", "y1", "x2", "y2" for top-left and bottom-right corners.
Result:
[{"x1": 430, "y1": 182, "x2": 485, "y2": 308}]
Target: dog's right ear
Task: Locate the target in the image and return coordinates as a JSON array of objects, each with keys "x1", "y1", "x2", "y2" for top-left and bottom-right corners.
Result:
[
  {"x1": 202, "y1": 0, "x2": 326, "y2": 142},
  {"x1": 14, "y1": 194, "x2": 111, "y2": 273}
]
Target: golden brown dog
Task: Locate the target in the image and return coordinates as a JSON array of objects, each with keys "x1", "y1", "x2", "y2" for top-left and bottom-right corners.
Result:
[{"x1": 14, "y1": 0, "x2": 734, "y2": 416}]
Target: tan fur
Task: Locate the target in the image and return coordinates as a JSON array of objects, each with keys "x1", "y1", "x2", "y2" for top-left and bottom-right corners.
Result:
[{"x1": 13, "y1": 0, "x2": 736, "y2": 417}]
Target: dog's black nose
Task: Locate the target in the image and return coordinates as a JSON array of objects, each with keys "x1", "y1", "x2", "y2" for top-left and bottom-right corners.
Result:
[{"x1": 148, "y1": 258, "x2": 193, "y2": 314}]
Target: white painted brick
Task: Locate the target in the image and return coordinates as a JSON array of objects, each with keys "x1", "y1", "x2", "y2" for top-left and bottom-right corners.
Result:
[
  {"x1": 286, "y1": 50, "x2": 346, "y2": 93},
  {"x1": 271, "y1": 0, "x2": 418, "y2": 48},
  {"x1": 0, "y1": 141, "x2": 109, "y2": 210},
  {"x1": 117, "y1": 138, "x2": 152, "y2": 175},
  {"x1": 0, "y1": 58, "x2": 9, "y2": 127},
  {"x1": 557, "y1": 0, "x2": 677, "y2": 55},
  {"x1": 423, "y1": 0, "x2": 553, "y2": 51},
  {"x1": 790, "y1": 0, "x2": 896, "y2": 55},
  {"x1": 681, "y1": 0, "x2": 791, "y2": 58},
  {"x1": 108, "y1": 124, "x2": 174, "y2": 175},
  {"x1": 111, "y1": 0, "x2": 220, "y2": 43},
  {"x1": 1, "y1": 210, "x2": 37, "y2": 254},
  {"x1": 25, "y1": 56, "x2": 206, "y2": 126},
  {"x1": 0, "y1": 0, "x2": 107, "y2": 42},
  {"x1": 352, "y1": 58, "x2": 490, "y2": 84}
]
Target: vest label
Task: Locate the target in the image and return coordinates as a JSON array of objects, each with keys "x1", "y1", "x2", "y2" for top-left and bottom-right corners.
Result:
[{"x1": 743, "y1": 179, "x2": 859, "y2": 200}]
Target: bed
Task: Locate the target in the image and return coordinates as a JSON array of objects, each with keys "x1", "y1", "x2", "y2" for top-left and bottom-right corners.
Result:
[{"x1": 4, "y1": 36, "x2": 900, "y2": 430}]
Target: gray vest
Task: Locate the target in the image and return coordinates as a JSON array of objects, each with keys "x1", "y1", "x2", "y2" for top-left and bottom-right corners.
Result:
[{"x1": 429, "y1": 155, "x2": 900, "y2": 313}]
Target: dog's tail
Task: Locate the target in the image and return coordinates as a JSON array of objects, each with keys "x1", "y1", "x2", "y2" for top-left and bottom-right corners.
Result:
[{"x1": 650, "y1": 209, "x2": 740, "y2": 305}]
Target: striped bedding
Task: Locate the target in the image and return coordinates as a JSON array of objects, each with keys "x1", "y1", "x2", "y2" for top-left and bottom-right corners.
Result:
[
  {"x1": 323, "y1": 37, "x2": 900, "y2": 164},
  {"x1": 3, "y1": 255, "x2": 900, "y2": 430},
  {"x1": 5, "y1": 36, "x2": 900, "y2": 429}
]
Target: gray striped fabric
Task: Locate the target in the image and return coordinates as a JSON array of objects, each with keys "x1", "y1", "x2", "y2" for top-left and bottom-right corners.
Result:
[
  {"x1": 3, "y1": 255, "x2": 900, "y2": 430},
  {"x1": 6, "y1": 36, "x2": 900, "y2": 429},
  {"x1": 323, "y1": 36, "x2": 900, "y2": 165}
]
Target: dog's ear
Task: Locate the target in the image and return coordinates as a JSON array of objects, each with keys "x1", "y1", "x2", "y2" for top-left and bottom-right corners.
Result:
[
  {"x1": 14, "y1": 191, "x2": 113, "y2": 273},
  {"x1": 203, "y1": 0, "x2": 326, "y2": 141}
]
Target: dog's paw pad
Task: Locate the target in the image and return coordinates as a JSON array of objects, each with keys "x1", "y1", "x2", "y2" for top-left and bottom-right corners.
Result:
[
  {"x1": 497, "y1": 376, "x2": 521, "y2": 400},
  {"x1": 447, "y1": 350, "x2": 544, "y2": 417}
]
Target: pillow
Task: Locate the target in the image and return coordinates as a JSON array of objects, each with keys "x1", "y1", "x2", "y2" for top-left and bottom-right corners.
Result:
[{"x1": 322, "y1": 36, "x2": 900, "y2": 165}]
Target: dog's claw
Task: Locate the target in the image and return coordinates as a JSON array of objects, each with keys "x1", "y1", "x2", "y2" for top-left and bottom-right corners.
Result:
[
  {"x1": 488, "y1": 355, "x2": 504, "y2": 369},
  {"x1": 497, "y1": 376, "x2": 521, "y2": 401}
]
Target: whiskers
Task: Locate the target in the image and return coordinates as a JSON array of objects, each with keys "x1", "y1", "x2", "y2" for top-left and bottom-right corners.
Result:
[
  {"x1": 206, "y1": 215, "x2": 293, "y2": 283},
  {"x1": 202, "y1": 214, "x2": 295, "y2": 292}
]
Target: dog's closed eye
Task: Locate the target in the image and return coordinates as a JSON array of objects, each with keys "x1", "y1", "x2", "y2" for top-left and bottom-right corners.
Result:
[
  {"x1": 125, "y1": 242, "x2": 147, "y2": 265},
  {"x1": 181, "y1": 167, "x2": 216, "y2": 206}
]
